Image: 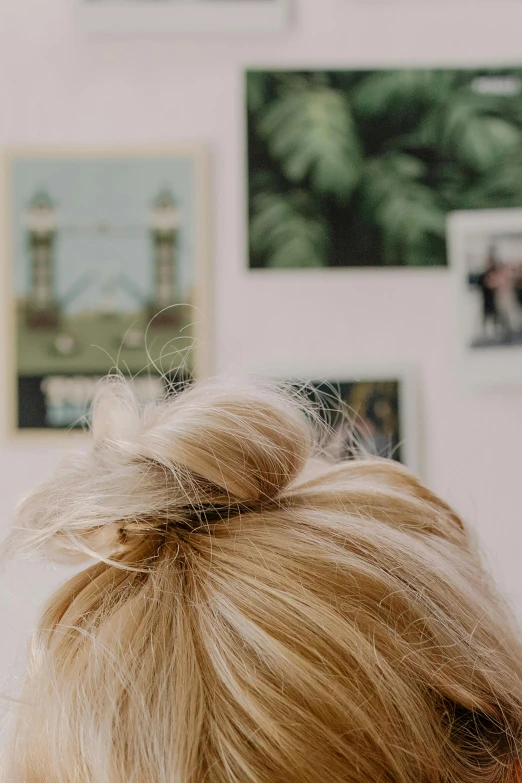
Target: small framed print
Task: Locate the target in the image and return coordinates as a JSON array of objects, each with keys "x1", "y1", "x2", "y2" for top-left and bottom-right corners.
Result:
[
  {"x1": 257, "y1": 365, "x2": 420, "y2": 472},
  {"x1": 77, "y1": 0, "x2": 290, "y2": 35},
  {"x1": 306, "y1": 370, "x2": 419, "y2": 472},
  {"x1": 2, "y1": 146, "x2": 212, "y2": 437},
  {"x1": 448, "y1": 208, "x2": 522, "y2": 389}
]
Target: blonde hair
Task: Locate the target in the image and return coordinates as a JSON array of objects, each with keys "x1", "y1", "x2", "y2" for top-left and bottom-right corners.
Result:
[{"x1": 4, "y1": 377, "x2": 522, "y2": 783}]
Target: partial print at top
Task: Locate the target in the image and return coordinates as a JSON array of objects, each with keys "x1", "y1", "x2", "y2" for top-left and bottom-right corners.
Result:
[
  {"x1": 79, "y1": 0, "x2": 289, "y2": 34},
  {"x1": 247, "y1": 68, "x2": 522, "y2": 268}
]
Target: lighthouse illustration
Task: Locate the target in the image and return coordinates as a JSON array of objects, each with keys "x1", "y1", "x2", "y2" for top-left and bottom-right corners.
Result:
[
  {"x1": 25, "y1": 191, "x2": 60, "y2": 329},
  {"x1": 148, "y1": 189, "x2": 182, "y2": 325},
  {"x1": 22, "y1": 186, "x2": 183, "y2": 336}
]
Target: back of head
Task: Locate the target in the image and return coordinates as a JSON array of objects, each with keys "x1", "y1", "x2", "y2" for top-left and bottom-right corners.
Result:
[{"x1": 4, "y1": 377, "x2": 522, "y2": 783}]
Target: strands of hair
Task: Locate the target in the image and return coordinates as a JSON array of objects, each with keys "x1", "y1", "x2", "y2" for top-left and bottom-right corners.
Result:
[{"x1": 3, "y1": 376, "x2": 522, "y2": 783}]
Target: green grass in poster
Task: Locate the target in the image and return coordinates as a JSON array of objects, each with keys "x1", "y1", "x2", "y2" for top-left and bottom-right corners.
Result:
[{"x1": 16, "y1": 307, "x2": 192, "y2": 376}]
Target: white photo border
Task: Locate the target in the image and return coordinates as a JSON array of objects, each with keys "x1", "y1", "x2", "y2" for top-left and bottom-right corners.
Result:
[
  {"x1": 447, "y1": 208, "x2": 522, "y2": 390},
  {"x1": 77, "y1": 0, "x2": 290, "y2": 35}
]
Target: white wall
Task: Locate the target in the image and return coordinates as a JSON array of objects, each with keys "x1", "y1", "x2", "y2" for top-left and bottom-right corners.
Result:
[{"x1": 2, "y1": 0, "x2": 522, "y2": 740}]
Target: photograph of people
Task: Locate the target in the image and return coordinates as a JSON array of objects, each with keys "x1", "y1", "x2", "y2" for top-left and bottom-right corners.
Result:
[
  {"x1": 467, "y1": 238, "x2": 522, "y2": 348},
  {"x1": 448, "y1": 208, "x2": 522, "y2": 387}
]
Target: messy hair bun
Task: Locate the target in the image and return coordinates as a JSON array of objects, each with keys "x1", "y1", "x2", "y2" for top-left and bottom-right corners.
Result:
[
  {"x1": 6, "y1": 377, "x2": 522, "y2": 783},
  {"x1": 14, "y1": 377, "x2": 312, "y2": 561}
]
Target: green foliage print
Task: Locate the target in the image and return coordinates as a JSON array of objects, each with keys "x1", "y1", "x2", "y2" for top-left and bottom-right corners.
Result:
[{"x1": 247, "y1": 68, "x2": 522, "y2": 268}]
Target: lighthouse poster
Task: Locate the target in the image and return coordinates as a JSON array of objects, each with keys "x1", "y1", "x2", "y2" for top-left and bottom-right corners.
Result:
[{"x1": 6, "y1": 149, "x2": 210, "y2": 433}]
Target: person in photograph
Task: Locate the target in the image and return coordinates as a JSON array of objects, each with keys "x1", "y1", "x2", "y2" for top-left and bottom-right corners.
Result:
[
  {"x1": 492, "y1": 262, "x2": 522, "y2": 339},
  {"x1": 475, "y1": 250, "x2": 513, "y2": 341},
  {"x1": 515, "y1": 263, "x2": 522, "y2": 308},
  {"x1": 4, "y1": 377, "x2": 522, "y2": 782},
  {"x1": 476, "y1": 251, "x2": 500, "y2": 336},
  {"x1": 359, "y1": 389, "x2": 399, "y2": 459}
]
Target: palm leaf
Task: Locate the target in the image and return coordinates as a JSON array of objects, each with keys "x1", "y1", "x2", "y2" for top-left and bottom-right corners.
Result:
[
  {"x1": 259, "y1": 82, "x2": 362, "y2": 200},
  {"x1": 250, "y1": 190, "x2": 330, "y2": 268}
]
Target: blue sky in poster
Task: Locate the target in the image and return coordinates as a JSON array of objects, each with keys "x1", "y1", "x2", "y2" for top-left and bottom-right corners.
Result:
[{"x1": 12, "y1": 156, "x2": 196, "y2": 315}]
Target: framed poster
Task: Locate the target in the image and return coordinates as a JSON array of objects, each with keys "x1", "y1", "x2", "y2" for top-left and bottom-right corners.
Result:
[
  {"x1": 2, "y1": 147, "x2": 211, "y2": 436},
  {"x1": 247, "y1": 67, "x2": 522, "y2": 269},
  {"x1": 256, "y1": 365, "x2": 420, "y2": 471},
  {"x1": 305, "y1": 371, "x2": 419, "y2": 471},
  {"x1": 78, "y1": 0, "x2": 290, "y2": 34},
  {"x1": 448, "y1": 208, "x2": 522, "y2": 388}
]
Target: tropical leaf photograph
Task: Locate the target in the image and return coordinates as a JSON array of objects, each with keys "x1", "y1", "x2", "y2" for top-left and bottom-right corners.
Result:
[{"x1": 247, "y1": 68, "x2": 522, "y2": 268}]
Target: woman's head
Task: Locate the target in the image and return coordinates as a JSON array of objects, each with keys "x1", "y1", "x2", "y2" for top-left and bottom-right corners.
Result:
[{"x1": 4, "y1": 378, "x2": 522, "y2": 783}]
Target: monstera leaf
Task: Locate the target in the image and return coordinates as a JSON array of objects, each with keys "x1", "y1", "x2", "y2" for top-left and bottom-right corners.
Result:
[
  {"x1": 458, "y1": 116, "x2": 520, "y2": 171},
  {"x1": 361, "y1": 153, "x2": 446, "y2": 266},
  {"x1": 250, "y1": 190, "x2": 330, "y2": 268},
  {"x1": 458, "y1": 148, "x2": 522, "y2": 208},
  {"x1": 259, "y1": 82, "x2": 362, "y2": 200},
  {"x1": 352, "y1": 70, "x2": 455, "y2": 121},
  {"x1": 418, "y1": 93, "x2": 521, "y2": 171}
]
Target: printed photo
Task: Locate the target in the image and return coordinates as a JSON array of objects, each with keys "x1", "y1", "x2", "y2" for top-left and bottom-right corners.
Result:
[
  {"x1": 5, "y1": 148, "x2": 210, "y2": 433},
  {"x1": 247, "y1": 68, "x2": 522, "y2": 269},
  {"x1": 448, "y1": 208, "x2": 522, "y2": 387},
  {"x1": 79, "y1": 0, "x2": 289, "y2": 34},
  {"x1": 294, "y1": 370, "x2": 419, "y2": 470},
  {"x1": 464, "y1": 232, "x2": 522, "y2": 349}
]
